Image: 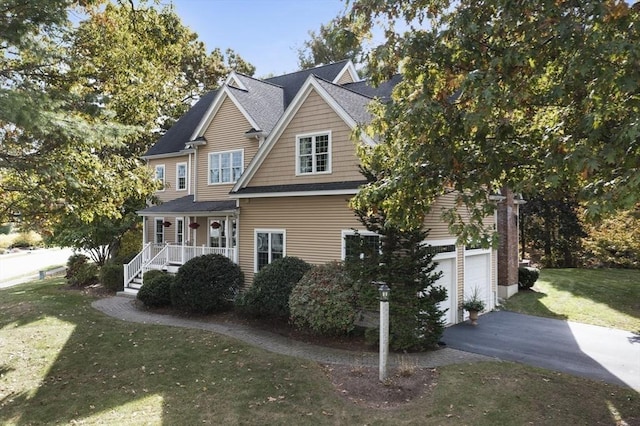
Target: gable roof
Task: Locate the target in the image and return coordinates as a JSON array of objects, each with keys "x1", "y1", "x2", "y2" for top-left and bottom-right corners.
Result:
[
  {"x1": 143, "y1": 90, "x2": 217, "y2": 158},
  {"x1": 137, "y1": 195, "x2": 237, "y2": 215},
  {"x1": 343, "y1": 74, "x2": 403, "y2": 102},
  {"x1": 229, "y1": 74, "x2": 283, "y2": 133},
  {"x1": 264, "y1": 60, "x2": 353, "y2": 107},
  {"x1": 231, "y1": 74, "x2": 376, "y2": 194}
]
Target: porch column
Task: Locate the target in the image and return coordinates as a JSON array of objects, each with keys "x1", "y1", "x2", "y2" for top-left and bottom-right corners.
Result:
[{"x1": 497, "y1": 187, "x2": 519, "y2": 299}]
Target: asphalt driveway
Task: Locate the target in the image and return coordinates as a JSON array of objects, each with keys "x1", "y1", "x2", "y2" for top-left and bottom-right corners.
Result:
[{"x1": 442, "y1": 311, "x2": 640, "y2": 390}]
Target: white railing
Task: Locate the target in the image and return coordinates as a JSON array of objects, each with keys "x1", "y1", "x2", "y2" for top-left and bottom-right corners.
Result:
[
  {"x1": 125, "y1": 244, "x2": 236, "y2": 290},
  {"x1": 123, "y1": 242, "x2": 153, "y2": 289}
]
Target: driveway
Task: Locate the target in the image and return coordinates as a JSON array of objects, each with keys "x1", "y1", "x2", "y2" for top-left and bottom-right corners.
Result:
[{"x1": 442, "y1": 311, "x2": 640, "y2": 390}]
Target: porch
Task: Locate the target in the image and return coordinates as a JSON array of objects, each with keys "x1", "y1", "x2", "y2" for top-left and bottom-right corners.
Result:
[{"x1": 122, "y1": 243, "x2": 236, "y2": 295}]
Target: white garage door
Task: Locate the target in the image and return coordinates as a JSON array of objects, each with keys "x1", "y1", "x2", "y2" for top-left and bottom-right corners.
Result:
[
  {"x1": 464, "y1": 249, "x2": 492, "y2": 318},
  {"x1": 434, "y1": 255, "x2": 457, "y2": 325}
]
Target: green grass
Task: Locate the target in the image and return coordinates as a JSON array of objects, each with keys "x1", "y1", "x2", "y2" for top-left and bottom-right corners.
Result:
[
  {"x1": 502, "y1": 268, "x2": 640, "y2": 332},
  {"x1": 1, "y1": 278, "x2": 638, "y2": 425}
]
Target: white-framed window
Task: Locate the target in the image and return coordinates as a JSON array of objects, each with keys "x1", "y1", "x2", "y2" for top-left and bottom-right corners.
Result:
[
  {"x1": 296, "y1": 131, "x2": 331, "y2": 175},
  {"x1": 208, "y1": 150, "x2": 243, "y2": 184},
  {"x1": 255, "y1": 229, "x2": 285, "y2": 272},
  {"x1": 341, "y1": 230, "x2": 380, "y2": 261},
  {"x1": 176, "y1": 163, "x2": 187, "y2": 191},
  {"x1": 176, "y1": 217, "x2": 184, "y2": 245},
  {"x1": 154, "y1": 218, "x2": 165, "y2": 244},
  {"x1": 155, "y1": 165, "x2": 165, "y2": 190}
]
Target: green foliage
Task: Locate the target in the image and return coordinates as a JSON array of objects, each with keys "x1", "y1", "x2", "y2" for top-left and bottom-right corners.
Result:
[
  {"x1": 8, "y1": 231, "x2": 42, "y2": 249},
  {"x1": 289, "y1": 262, "x2": 360, "y2": 336},
  {"x1": 0, "y1": 224, "x2": 11, "y2": 235},
  {"x1": 298, "y1": 16, "x2": 365, "y2": 71},
  {"x1": 115, "y1": 225, "x2": 142, "y2": 263},
  {"x1": 462, "y1": 288, "x2": 487, "y2": 312},
  {"x1": 520, "y1": 191, "x2": 586, "y2": 267},
  {"x1": 99, "y1": 262, "x2": 124, "y2": 292},
  {"x1": 171, "y1": 254, "x2": 243, "y2": 314},
  {"x1": 65, "y1": 253, "x2": 98, "y2": 287},
  {"x1": 582, "y1": 209, "x2": 640, "y2": 268},
  {"x1": 349, "y1": 1, "x2": 640, "y2": 240},
  {"x1": 137, "y1": 272, "x2": 173, "y2": 308},
  {"x1": 236, "y1": 256, "x2": 311, "y2": 319},
  {"x1": 518, "y1": 267, "x2": 540, "y2": 290},
  {"x1": 143, "y1": 269, "x2": 167, "y2": 283},
  {"x1": 348, "y1": 167, "x2": 448, "y2": 351}
]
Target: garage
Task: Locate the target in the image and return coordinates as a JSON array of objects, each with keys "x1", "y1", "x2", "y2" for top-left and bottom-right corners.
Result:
[
  {"x1": 463, "y1": 248, "x2": 493, "y2": 319},
  {"x1": 428, "y1": 241, "x2": 458, "y2": 326}
]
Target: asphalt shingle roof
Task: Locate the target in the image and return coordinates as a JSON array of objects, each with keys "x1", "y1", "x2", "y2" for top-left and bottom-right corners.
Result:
[
  {"x1": 315, "y1": 77, "x2": 372, "y2": 125},
  {"x1": 144, "y1": 90, "x2": 217, "y2": 157},
  {"x1": 233, "y1": 180, "x2": 367, "y2": 195},
  {"x1": 230, "y1": 74, "x2": 283, "y2": 133},
  {"x1": 137, "y1": 195, "x2": 237, "y2": 214}
]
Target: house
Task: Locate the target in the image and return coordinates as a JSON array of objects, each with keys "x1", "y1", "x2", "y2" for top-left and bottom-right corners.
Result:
[{"x1": 124, "y1": 60, "x2": 502, "y2": 325}]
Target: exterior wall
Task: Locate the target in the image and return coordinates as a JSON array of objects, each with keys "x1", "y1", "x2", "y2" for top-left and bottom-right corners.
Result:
[
  {"x1": 237, "y1": 195, "x2": 364, "y2": 284},
  {"x1": 147, "y1": 155, "x2": 189, "y2": 202},
  {"x1": 196, "y1": 95, "x2": 260, "y2": 201},
  {"x1": 497, "y1": 187, "x2": 520, "y2": 298},
  {"x1": 336, "y1": 70, "x2": 356, "y2": 85},
  {"x1": 247, "y1": 89, "x2": 363, "y2": 187}
]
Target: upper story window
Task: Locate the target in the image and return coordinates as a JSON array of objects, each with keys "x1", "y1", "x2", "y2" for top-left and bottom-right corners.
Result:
[
  {"x1": 296, "y1": 132, "x2": 331, "y2": 175},
  {"x1": 155, "y1": 165, "x2": 165, "y2": 190},
  {"x1": 209, "y1": 150, "x2": 243, "y2": 184},
  {"x1": 176, "y1": 162, "x2": 187, "y2": 191}
]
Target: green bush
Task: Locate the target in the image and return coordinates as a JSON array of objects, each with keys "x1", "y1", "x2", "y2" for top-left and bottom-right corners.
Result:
[
  {"x1": 138, "y1": 272, "x2": 173, "y2": 307},
  {"x1": 100, "y1": 262, "x2": 124, "y2": 292},
  {"x1": 582, "y1": 209, "x2": 640, "y2": 268},
  {"x1": 518, "y1": 266, "x2": 540, "y2": 289},
  {"x1": 289, "y1": 262, "x2": 359, "y2": 336},
  {"x1": 236, "y1": 256, "x2": 311, "y2": 319},
  {"x1": 65, "y1": 254, "x2": 99, "y2": 287},
  {"x1": 171, "y1": 254, "x2": 243, "y2": 314},
  {"x1": 143, "y1": 269, "x2": 166, "y2": 283},
  {"x1": 9, "y1": 231, "x2": 42, "y2": 248}
]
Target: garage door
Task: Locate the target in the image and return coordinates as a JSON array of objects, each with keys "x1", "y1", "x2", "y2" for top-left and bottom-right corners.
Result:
[
  {"x1": 464, "y1": 249, "x2": 492, "y2": 318},
  {"x1": 434, "y1": 255, "x2": 457, "y2": 325}
]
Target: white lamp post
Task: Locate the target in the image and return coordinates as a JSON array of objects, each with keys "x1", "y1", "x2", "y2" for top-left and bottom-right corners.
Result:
[{"x1": 375, "y1": 281, "x2": 390, "y2": 382}]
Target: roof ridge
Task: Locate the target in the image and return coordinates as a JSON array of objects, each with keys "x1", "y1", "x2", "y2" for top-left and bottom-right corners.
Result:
[
  {"x1": 313, "y1": 74, "x2": 375, "y2": 100},
  {"x1": 265, "y1": 60, "x2": 350, "y2": 80},
  {"x1": 233, "y1": 72, "x2": 284, "y2": 89}
]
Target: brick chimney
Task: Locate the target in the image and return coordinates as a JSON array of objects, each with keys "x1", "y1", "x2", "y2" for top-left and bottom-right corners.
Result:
[{"x1": 497, "y1": 187, "x2": 520, "y2": 299}]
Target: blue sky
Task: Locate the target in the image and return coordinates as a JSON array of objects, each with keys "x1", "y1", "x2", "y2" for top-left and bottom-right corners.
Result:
[{"x1": 162, "y1": 0, "x2": 350, "y2": 77}]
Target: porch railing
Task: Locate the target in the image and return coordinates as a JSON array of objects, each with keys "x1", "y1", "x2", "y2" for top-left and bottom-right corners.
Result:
[{"x1": 124, "y1": 244, "x2": 236, "y2": 290}]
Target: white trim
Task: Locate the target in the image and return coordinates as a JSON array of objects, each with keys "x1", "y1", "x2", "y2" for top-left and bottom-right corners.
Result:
[
  {"x1": 207, "y1": 149, "x2": 244, "y2": 185},
  {"x1": 225, "y1": 71, "x2": 248, "y2": 90},
  {"x1": 143, "y1": 152, "x2": 189, "y2": 160},
  {"x1": 230, "y1": 188, "x2": 360, "y2": 199},
  {"x1": 137, "y1": 209, "x2": 237, "y2": 217},
  {"x1": 154, "y1": 217, "x2": 165, "y2": 244},
  {"x1": 232, "y1": 75, "x2": 375, "y2": 193},
  {"x1": 295, "y1": 130, "x2": 332, "y2": 176},
  {"x1": 254, "y1": 229, "x2": 286, "y2": 272},
  {"x1": 154, "y1": 164, "x2": 165, "y2": 192},
  {"x1": 333, "y1": 61, "x2": 360, "y2": 83},
  {"x1": 341, "y1": 229, "x2": 380, "y2": 260},
  {"x1": 176, "y1": 162, "x2": 187, "y2": 191},
  {"x1": 187, "y1": 153, "x2": 192, "y2": 195},
  {"x1": 175, "y1": 217, "x2": 185, "y2": 245},
  {"x1": 190, "y1": 88, "x2": 261, "y2": 141}
]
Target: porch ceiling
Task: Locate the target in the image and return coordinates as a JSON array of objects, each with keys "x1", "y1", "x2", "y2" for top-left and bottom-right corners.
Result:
[{"x1": 137, "y1": 195, "x2": 237, "y2": 216}]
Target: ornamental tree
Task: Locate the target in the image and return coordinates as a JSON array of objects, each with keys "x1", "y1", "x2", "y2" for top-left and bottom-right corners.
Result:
[{"x1": 348, "y1": 0, "x2": 640, "y2": 242}]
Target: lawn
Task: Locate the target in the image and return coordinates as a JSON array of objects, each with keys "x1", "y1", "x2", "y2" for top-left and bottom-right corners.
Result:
[
  {"x1": 1, "y1": 279, "x2": 638, "y2": 425},
  {"x1": 502, "y1": 268, "x2": 640, "y2": 332}
]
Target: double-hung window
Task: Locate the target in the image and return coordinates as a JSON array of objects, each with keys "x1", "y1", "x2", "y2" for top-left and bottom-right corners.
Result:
[
  {"x1": 342, "y1": 230, "x2": 381, "y2": 261},
  {"x1": 296, "y1": 132, "x2": 330, "y2": 175},
  {"x1": 255, "y1": 230, "x2": 285, "y2": 271},
  {"x1": 209, "y1": 150, "x2": 243, "y2": 184},
  {"x1": 155, "y1": 165, "x2": 165, "y2": 190},
  {"x1": 154, "y1": 218, "x2": 165, "y2": 244},
  {"x1": 176, "y1": 163, "x2": 187, "y2": 191}
]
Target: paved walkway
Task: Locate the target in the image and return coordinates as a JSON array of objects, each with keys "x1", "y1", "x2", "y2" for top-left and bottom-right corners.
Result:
[{"x1": 92, "y1": 296, "x2": 492, "y2": 368}]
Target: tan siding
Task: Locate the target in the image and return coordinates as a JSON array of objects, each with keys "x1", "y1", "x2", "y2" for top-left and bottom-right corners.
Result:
[
  {"x1": 148, "y1": 156, "x2": 189, "y2": 202},
  {"x1": 336, "y1": 70, "x2": 355, "y2": 85},
  {"x1": 238, "y1": 195, "x2": 363, "y2": 284},
  {"x1": 247, "y1": 89, "x2": 362, "y2": 187},
  {"x1": 196, "y1": 96, "x2": 260, "y2": 201}
]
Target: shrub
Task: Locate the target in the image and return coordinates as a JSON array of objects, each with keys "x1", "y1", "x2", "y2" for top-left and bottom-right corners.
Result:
[
  {"x1": 236, "y1": 256, "x2": 311, "y2": 319},
  {"x1": 289, "y1": 262, "x2": 359, "y2": 336},
  {"x1": 115, "y1": 226, "x2": 143, "y2": 263},
  {"x1": 581, "y1": 209, "x2": 640, "y2": 268},
  {"x1": 143, "y1": 269, "x2": 166, "y2": 283},
  {"x1": 66, "y1": 253, "x2": 99, "y2": 287},
  {"x1": 171, "y1": 254, "x2": 243, "y2": 314},
  {"x1": 9, "y1": 231, "x2": 42, "y2": 248},
  {"x1": 138, "y1": 272, "x2": 173, "y2": 308},
  {"x1": 518, "y1": 266, "x2": 540, "y2": 289},
  {"x1": 100, "y1": 262, "x2": 124, "y2": 292}
]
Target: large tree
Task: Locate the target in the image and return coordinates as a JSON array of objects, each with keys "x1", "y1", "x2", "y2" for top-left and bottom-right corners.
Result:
[
  {"x1": 348, "y1": 0, "x2": 640, "y2": 243},
  {"x1": 297, "y1": 16, "x2": 366, "y2": 70}
]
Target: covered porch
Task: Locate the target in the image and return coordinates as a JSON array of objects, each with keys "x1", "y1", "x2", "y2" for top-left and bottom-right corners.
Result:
[{"x1": 122, "y1": 196, "x2": 239, "y2": 294}]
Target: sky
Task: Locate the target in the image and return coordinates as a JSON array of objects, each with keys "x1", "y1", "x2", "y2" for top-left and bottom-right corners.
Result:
[{"x1": 160, "y1": 0, "x2": 350, "y2": 77}]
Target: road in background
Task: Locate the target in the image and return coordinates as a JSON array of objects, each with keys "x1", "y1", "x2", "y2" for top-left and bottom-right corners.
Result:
[{"x1": 0, "y1": 247, "x2": 75, "y2": 288}]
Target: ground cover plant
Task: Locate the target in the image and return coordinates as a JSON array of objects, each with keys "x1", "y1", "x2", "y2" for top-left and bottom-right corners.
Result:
[
  {"x1": 502, "y1": 268, "x2": 640, "y2": 332},
  {"x1": 0, "y1": 278, "x2": 638, "y2": 425}
]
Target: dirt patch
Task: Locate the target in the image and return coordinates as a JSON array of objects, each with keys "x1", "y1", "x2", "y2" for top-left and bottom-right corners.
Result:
[{"x1": 323, "y1": 363, "x2": 438, "y2": 409}]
